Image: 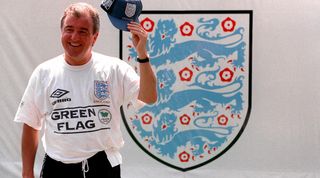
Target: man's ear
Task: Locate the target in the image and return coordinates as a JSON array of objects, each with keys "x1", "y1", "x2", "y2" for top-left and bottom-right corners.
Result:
[{"x1": 92, "y1": 32, "x2": 99, "y2": 46}]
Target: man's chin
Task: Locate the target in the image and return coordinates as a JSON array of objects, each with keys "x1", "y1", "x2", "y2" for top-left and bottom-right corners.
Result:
[{"x1": 64, "y1": 52, "x2": 91, "y2": 65}]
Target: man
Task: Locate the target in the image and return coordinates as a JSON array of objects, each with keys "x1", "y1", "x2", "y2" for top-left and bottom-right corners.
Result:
[{"x1": 14, "y1": 2, "x2": 157, "y2": 178}]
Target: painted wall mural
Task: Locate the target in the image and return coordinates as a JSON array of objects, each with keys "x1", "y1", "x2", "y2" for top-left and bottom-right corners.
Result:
[{"x1": 121, "y1": 11, "x2": 252, "y2": 171}]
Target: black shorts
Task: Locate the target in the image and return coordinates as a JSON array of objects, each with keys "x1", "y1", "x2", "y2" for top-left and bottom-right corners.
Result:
[{"x1": 40, "y1": 151, "x2": 121, "y2": 178}]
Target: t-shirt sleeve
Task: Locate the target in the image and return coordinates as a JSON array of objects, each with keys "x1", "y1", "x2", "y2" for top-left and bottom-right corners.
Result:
[
  {"x1": 122, "y1": 63, "x2": 140, "y2": 104},
  {"x1": 14, "y1": 68, "x2": 44, "y2": 130}
]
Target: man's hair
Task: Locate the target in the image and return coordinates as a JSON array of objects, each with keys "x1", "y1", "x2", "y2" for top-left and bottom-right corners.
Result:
[{"x1": 60, "y1": 2, "x2": 100, "y2": 34}]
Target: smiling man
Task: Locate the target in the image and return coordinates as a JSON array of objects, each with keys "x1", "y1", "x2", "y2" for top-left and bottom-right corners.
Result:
[
  {"x1": 14, "y1": 2, "x2": 157, "y2": 178},
  {"x1": 60, "y1": 4, "x2": 99, "y2": 66}
]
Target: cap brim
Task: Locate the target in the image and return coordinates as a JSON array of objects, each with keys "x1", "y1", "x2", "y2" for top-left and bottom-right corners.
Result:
[{"x1": 107, "y1": 14, "x2": 139, "y2": 32}]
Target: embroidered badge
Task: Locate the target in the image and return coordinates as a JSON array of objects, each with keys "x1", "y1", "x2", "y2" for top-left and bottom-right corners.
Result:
[
  {"x1": 98, "y1": 109, "x2": 112, "y2": 125},
  {"x1": 125, "y1": 3, "x2": 136, "y2": 18},
  {"x1": 94, "y1": 80, "x2": 110, "y2": 100},
  {"x1": 101, "y1": 0, "x2": 114, "y2": 10}
]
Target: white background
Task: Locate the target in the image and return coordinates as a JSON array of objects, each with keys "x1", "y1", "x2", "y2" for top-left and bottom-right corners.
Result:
[{"x1": 1, "y1": 0, "x2": 320, "y2": 178}]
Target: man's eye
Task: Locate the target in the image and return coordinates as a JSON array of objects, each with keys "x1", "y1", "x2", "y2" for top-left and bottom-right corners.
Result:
[
  {"x1": 80, "y1": 31, "x2": 89, "y2": 35},
  {"x1": 65, "y1": 28, "x2": 73, "y2": 33}
]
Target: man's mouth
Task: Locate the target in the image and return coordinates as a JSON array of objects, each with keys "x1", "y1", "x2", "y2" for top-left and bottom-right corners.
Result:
[{"x1": 69, "y1": 42, "x2": 81, "y2": 47}]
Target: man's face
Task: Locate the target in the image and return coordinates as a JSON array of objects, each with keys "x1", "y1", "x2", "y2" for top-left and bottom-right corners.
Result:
[{"x1": 61, "y1": 12, "x2": 98, "y2": 65}]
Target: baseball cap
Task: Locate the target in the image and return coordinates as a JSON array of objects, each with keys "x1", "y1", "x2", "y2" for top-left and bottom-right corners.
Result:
[{"x1": 101, "y1": 0, "x2": 143, "y2": 31}]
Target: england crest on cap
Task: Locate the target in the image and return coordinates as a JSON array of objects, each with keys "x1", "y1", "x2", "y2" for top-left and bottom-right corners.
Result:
[
  {"x1": 101, "y1": 0, "x2": 143, "y2": 31},
  {"x1": 125, "y1": 3, "x2": 136, "y2": 18}
]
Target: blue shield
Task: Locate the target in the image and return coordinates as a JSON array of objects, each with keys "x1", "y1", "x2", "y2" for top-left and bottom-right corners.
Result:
[
  {"x1": 121, "y1": 11, "x2": 252, "y2": 171},
  {"x1": 94, "y1": 80, "x2": 110, "y2": 101}
]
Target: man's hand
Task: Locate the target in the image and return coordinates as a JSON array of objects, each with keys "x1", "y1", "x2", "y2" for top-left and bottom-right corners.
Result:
[
  {"x1": 127, "y1": 21, "x2": 157, "y2": 104},
  {"x1": 127, "y1": 22, "x2": 148, "y2": 58}
]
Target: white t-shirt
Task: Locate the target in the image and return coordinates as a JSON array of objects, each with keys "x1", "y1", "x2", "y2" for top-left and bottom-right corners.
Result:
[{"x1": 14, "y1": 52, "x2": 140, "y2": 167}]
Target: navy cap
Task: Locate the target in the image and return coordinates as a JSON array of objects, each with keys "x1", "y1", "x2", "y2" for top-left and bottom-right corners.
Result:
[{"x1": 101, "y1": 0, "x2": 143, "y2": 31}]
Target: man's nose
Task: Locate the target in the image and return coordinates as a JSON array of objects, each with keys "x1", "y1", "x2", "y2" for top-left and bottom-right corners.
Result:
[{"x1": 71, "y1": 32, "x2": 80, "y2": 40}]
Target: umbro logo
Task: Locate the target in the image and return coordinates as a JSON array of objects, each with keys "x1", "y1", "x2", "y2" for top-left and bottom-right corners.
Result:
[
  {"x1": 50, "y1": 89, "x2": 71, "y2": 106},
  {"x1": 50, "y1": 89, "x2": 69, "y2": 98}
]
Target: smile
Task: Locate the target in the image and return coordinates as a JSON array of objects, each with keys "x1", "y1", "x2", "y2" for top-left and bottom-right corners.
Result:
[{"x1": 69, "y1": 42, "x2": 81, "y2": 47}]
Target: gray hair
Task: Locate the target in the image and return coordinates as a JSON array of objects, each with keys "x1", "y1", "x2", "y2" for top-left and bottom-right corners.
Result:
[{"x1": 60, "y1": 2, "x2": 100, "y2": 34}]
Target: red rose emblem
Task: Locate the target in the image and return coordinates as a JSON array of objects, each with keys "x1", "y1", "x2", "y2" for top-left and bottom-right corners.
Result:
[
  {"x1": 221, "y1": 17, "x2": 236, "y2": 32},
  {"x1": 141, "y1": 17, "x2": 155, "y2": 32},
  {"x1": 180, "y1": 22, "x2": 194, "y2": 36}
]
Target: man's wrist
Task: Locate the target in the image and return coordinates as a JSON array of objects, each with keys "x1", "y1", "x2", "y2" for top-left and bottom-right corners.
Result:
[
  {"x1": 136, "y1": 50, "x2": 148, "y2": 59},
  {"x1": 137, "y1": 57, "x2": 150, "y2": 63}
]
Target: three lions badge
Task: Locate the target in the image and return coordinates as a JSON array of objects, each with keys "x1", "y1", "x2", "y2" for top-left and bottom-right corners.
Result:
[{"x1": 121, "y1": 11, "x2": 252, "y2": 171}]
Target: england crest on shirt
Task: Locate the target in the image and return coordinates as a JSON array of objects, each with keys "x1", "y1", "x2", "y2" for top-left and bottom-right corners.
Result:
[
  {"x1": 94, "y1": 80, "x2": 110, "y2": 101},
  {"x1": 121, "y1": 11, "x2": 252, "y2": 172}
]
